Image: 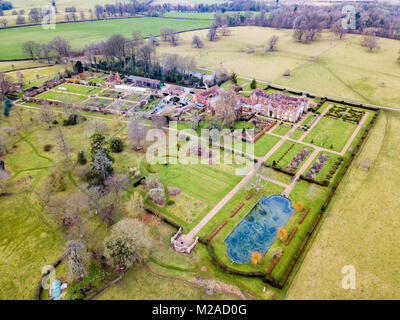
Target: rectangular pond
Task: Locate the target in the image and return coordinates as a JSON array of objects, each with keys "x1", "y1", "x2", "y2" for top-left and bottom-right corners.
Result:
[{"x1": 224, "y1": 195, "x2": 295, "y2": 264}]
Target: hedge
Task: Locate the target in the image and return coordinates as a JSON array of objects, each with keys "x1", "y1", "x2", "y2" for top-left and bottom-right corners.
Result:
[
  {"x1": 265, "y1": 164, "x2": 295, "y2": 177},
  {"x1": 276, "y1": 110, "x2": 381, "y2": 289},
  {"x1": 206, "y1": 241, "x2": 280, "y2": 287}
]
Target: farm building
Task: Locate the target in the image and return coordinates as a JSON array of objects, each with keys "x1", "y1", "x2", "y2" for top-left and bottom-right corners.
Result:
[{"x1": 126, "y1": 75, "x2": 161, "y2": 89}]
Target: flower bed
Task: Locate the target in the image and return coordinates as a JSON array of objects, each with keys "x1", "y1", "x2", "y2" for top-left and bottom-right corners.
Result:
[{"x1": 208, "y1": 221, "x2": 228, "y2": 242}]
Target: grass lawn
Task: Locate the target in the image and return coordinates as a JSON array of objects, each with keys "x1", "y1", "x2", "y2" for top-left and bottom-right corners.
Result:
[
  {"x1": 221, "y1": 77, "x2": 249, "y2": 89},
  {"x1": 97, "y1": 219, "x2": 278, "y2": 300},
  {"x1": 149, "y1": 160, "x2": 242, "y2": 231},
  {"x1": 55, "y1": 83, "x2": 102, "y2": 95},
  {"x1": 261, "y1": 167, "x2": 292, "y2": 185},
  {"x1": 303, "y1": 117, "x2": 357, "y2": 152},
  {"x1": 270, "y1": 180, "x2": 329, "y2": 280},
  {"x1": 272, "y1": 124, "x2": 292, "y2": 136},
  {"x1": 233, "y1": 133, "x2": 281, "y2": 157},
  {"x1": 266, "y1": 140, "x2": 314, "y2": 171},
  {"x1": 197, "y1": 181, "x2": 285, "y2": 241},
  {"x1": 0, "y1": 109, "x2": 145, "y2": 299},
  {"x1": 7, "y1": 65, "x2": 67, "y2": 84},
  {"x1": 0, "y1": 18, "x2": 212, "y2": 60},
  {"x1": 289, "y1": 129, "x2": 304, "y2": 140},
  {"x1": 199, "y1": 178, "x2": 329, "y2": 281},
  {"x1": 234, "y1": 121, "x2": 254, "y2": 130},
  {"x1": 0, "y1": 61, "x2": 46, "y2": 72},
  {"x1": 302, "y1": 114, "x2": 317, "y2": 127},
  {"x1": 36, "y1": 91, "x2": 88, "y2": 104},
  {"x1": 242, "y1": 80, "x2": 266, "y2": 92},
  {"x1": 288, "y1": 111, "x2": 400, "y2": 299},
  {"x1": 195, "y1": 68, "x2": 214, "y2": 75}
]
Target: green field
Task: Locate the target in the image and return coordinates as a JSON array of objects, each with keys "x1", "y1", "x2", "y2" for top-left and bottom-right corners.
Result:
[
  {"x1": 149, "y1": 160, "x2": 242, "y2": 231},
  {"x1": 55, "y1": 83, "x2": 102, "y2": 95},
  {"x1": 163, "y1": 12, "x2": 216, "y2": 19},
  {"x1": 303, "y1": 117, "x2": 357, "y2": 152},
  {"x1": 233, "y1": 133, "x2": 281, "y2": 157},
  {"x1": 272, "y1": 124, "x2": 292, "y2": 136},
  {"x1": 0, "y1": 17, "x2": 212, "y2": 60},
  {"x1": 36, "y1": 91, "x2": 88, "y2": 104},
  {"x1": 289, "y1": 129, "x2": 305, "y2": 140},
  {"x1": 288, "y1": 111, "x2": 400, "y2": 299}
]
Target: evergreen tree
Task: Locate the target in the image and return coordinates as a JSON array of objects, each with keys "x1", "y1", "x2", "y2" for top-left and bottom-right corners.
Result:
[
  {"x1": 3, "y1": 97, "x2": 13, "y2": 117},
  {"x1": 77, "y1": 150, "x2": 87, "y2": 165},
  {"x1": 250, "y1": 78, "x2": 257, "y2": 90},
  {"x1": 230, "y1": 72, "x2": 238, "y2": 84}
]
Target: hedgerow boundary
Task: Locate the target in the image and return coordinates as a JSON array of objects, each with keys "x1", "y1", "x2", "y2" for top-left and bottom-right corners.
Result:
[
  {"x1": 278, "y1": 110, "x2": 381, "y2": 291},
  {"x1": 194, "y1": 110, "x2": 380, "y2": 291}
]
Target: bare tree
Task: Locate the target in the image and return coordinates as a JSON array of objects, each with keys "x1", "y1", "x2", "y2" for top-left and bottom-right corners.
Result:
[
  {"x1": 169, "y1": 32, "x2": 180, "y2": 46},
  {"x1": 104, "y1": 218, "x2": 152, "y2": 269},
  {"x1": 331, "y1": 21, "x2": 345, "y2": 40},
  {"x1": 12, "y1": 107, "x2": 25, "y2": 129},
  {"x1": 65, "y1": 239, "x2": 90, "y2": 280},
  {"x1": 192, "y1": 35, "x2": 204, "y2": 48},
  {"x1": 207, "y1": 25, "x2": 218, "y2": 41},
  {"x1": 0, "y1": 170, "x2": 10, "y2": 195},
  {"x1": 38, "y1": 104, "x2": 55, "y2": 129},
  {"x1": 160, "y1": 26, "x2": 173, "y2": 42},
  {"x1": 268, "y1": 35, "x2": 279, "y2": 52},
  {"x1": 55, "y1": 127, "x2": 72, "y2": 163},
  {"x1": 215, "y1": 88, "x2": 240, "y2": 128},
  {"x1": 0, "y1": 135, "x2": 8, "y2": 155},
  {"x1": 104, "y1": 34, "x2": 126, "y2": 61},
  {"x1": 105, "y1": 173, "x2": 130, "y2": 203},
  {"x1": 22, "y1": 41, "x2": 37, "y2": 60},
  {"x1": 49, "y1": 36, "x2": 71, "y2": 57},
  {"x1": 0, "y1": 18, "x2": 8, "y2": 28},
  {"x1": 128, "y1": 113, "x2": 147, "y2": 150},
  {"x1": 362, "y1": 33, "x2": 380, "y2": 52}
]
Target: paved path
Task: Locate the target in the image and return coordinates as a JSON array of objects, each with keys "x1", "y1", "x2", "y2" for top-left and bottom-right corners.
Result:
[
  {"x1": 16, "y1": 102, "x2": 370, "y2": 240},
  {"x1": 298, "y1": 105, "x2": 332, "y2": 142},
  {"x1": 186, "y1": 112, "x2": 311, "y2": 238},
  {"x1": 186, "y1": 168, "x2": 256, "y2": 239},
  {"x1": 284, "y1": 148, "x2": 320, "y2": 195},
  {"x1": 339, "y1": 111, "x2": 369, "y2": 156},
  {"x1": 258, "y1": 174, "x2": 289, "y2": 188}
]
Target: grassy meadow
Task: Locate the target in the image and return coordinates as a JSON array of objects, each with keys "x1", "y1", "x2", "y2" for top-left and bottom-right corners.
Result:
[
  {"x1": 157, "y1": 26, "x2": 400, "y2": 109},
  {"x1": 287, "y1": 111, "x2": 400, "y2": 299}
]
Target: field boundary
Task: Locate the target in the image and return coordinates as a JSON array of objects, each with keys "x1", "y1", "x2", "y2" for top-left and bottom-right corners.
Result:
[
  {"x1": 0, "y1": 14, "x2": 214, "y2": 30},
  {"x1": 196, "y1": 110, "x2": 380, "y2": 291}
]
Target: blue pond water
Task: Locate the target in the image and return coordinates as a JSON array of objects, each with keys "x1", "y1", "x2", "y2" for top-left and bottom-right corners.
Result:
[{"x1": 224, "y1": 195, "x2": 295, "y2": 264}]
